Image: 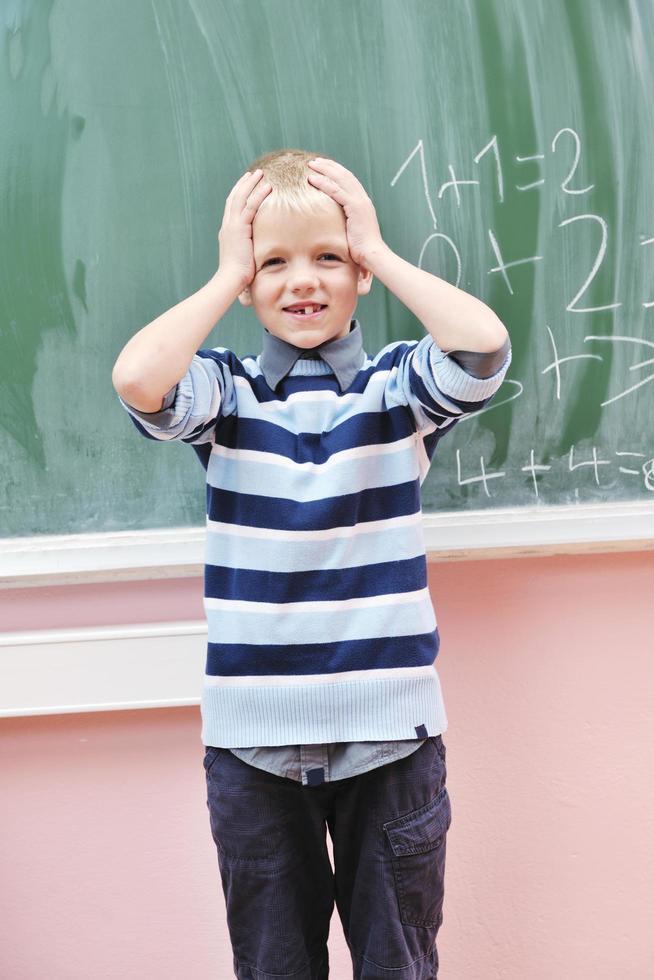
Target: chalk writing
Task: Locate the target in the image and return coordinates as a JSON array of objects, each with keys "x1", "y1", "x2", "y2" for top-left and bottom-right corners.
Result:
[
  {"x1": 515, "y1": 152, "x2": 545, "y2": 192},
  {"x1": 391, "y1": 128, "x2": 652, "y2": 502},
  {"x1": 583, "y1": 335, "x2": 654, "y2": 406},
  {"x1": 559, "y1": 214, "x2": 621, "y2": 313},
  {"x1": 543, "y1": 326, "x2": 602, "y2": 400},
  {"x1": 455, "y1": 446, "x2": 654, "y2": 498},
  {"x1": 552, "y1": 127, "x2": 594, "y2": 195}
]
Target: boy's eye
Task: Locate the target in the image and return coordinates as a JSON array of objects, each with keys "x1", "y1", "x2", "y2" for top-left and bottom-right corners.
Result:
[{"x1": 261, "y1": 253, "x2": 341, "y2": 268}]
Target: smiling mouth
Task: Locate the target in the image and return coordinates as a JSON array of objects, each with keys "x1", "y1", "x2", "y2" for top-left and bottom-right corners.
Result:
[{"x1": 283, "y1": 304, "x2": 327, "y2": 318}]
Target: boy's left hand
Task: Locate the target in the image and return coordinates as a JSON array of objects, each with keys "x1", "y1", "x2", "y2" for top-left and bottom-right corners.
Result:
[{"x1": 307, "y1": 158, "x2": 386, "y2": 267}]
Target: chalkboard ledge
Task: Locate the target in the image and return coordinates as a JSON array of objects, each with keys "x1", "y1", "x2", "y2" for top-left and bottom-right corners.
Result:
[{"x1": 2, "y1": 500, "x2": 654, "y2": 587}]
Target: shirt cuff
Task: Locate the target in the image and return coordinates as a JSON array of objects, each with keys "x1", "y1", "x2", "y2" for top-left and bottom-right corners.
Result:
[
  {"x1": 429, "y1": 338, "x2": 512, "y2": 403},
  {"x1": 117, "y1": 382, "x2": 184, "y2": 428}
]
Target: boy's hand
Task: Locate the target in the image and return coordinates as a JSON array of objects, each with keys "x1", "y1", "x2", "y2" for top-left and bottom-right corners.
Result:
[
  {"x1": 306, "y1": 158, "x2": 386, "y2": 266},
  {"x1": 217, "y1": 169, "x2": 272, "y2": 288}
]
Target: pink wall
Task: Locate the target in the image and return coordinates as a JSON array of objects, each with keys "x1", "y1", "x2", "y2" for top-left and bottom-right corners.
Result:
[{"x1": 2, "y1": 552, "x2": 653, "y2": 979}]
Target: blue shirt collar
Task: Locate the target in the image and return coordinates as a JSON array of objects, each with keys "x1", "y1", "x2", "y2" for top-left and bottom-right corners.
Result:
[{"x1": 259, "y1": 318, "x2": 365, "y2": 392}]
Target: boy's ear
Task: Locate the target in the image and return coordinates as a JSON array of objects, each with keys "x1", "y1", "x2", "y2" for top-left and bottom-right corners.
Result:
[
  {"x1": 356, "y1": 263, "x2": 374, "y2": 297},
  {"x1": 237, "y1": 286, "x2": 252, "y2": 307}
]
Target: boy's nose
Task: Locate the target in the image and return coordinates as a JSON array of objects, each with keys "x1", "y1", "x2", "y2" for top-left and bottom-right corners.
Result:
[{"x1": 288, "y1": 267, "x2": 320, "y2": 289}]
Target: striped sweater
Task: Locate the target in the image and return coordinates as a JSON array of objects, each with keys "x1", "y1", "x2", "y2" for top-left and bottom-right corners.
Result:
[{"x1": 118, "y1": 318, "x2": 511, "y2": 748}]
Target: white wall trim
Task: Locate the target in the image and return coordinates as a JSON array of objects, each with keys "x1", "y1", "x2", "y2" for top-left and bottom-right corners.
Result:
[
  {"x1": 2, "y1": 500, "x2": 654, "y2": 588},
  {"x1": 422, "y1": 499, "x2": 654, "y2": 560},
  {"x1": 0, "y1": 621, "x2": 207, "y2": 717}
]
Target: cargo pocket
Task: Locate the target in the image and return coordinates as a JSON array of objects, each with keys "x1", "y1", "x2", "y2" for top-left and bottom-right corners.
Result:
[{"x1": 383, "y1": 785, "x2": 451, "y2": 928}]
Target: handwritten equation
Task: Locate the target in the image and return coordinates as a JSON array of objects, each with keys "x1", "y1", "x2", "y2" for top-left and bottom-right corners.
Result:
[
  {"x1": 391, "y1": 131, "x2": 653, "y2": 503},
  {"x1": 391, "y1": 131, "x2": 654, "y2": 410},
  {"x1": 456, "y1": 445, "x2": 654, "y2": 499}
]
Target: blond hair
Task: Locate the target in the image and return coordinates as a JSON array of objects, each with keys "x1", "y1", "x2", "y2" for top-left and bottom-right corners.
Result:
[{"x1": 247, "y1": 148, "x2": 334, "y2": 215}]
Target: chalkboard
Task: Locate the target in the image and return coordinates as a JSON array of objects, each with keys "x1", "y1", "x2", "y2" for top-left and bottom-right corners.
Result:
[{"x1": 2, "y1": 0, "x2": 654, "y2": 539}]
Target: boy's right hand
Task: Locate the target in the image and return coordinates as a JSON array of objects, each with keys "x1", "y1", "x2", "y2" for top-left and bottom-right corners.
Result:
[{"x1": 217, "y1": 169, "x2": 272, "y2": 289}]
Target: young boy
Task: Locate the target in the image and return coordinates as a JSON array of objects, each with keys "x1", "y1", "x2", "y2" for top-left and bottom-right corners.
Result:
[{"x1": 112, "y1": 149, "x2": 511, "y2": 980}]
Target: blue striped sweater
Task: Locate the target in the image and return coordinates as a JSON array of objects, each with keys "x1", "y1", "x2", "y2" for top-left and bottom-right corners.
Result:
[{"x1": 118, "y1": 318, "x2": 511, "y2": 748}]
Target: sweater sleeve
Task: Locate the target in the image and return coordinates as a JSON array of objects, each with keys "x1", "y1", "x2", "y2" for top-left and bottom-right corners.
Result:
[
  {"x1": 446, "y1": 336, "x2": 511, "y2": 379},
  {"x1": 383, "y1": 334, "x2": 512, "y2": 434},
  {"x1": 116, "y1": 348, "x2": 238, "y2": 444}
]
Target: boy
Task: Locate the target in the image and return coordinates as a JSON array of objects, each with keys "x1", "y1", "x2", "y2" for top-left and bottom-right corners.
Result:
[{"x1": 112, "y1": 149, "x2": 511, "y2": 980}]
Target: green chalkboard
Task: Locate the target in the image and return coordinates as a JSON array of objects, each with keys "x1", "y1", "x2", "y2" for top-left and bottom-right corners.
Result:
[{"x1": 2, "y1": 0, "x2": 654, "y2": 539}]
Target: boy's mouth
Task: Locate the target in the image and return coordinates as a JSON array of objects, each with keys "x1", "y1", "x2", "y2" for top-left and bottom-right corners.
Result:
[{"x1": 283, "y1": 303, "x2": 327, "y2": 320}]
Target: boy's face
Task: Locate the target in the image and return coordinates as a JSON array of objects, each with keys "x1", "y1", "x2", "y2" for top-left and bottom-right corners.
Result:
[{"x1": 238, "y1": 197, "x2": 373, "y2": 347}]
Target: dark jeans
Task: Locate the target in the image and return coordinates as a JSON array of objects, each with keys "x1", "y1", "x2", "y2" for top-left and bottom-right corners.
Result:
[{"x1": 203, "y1": 735, "x2": 451, "y2": 979}]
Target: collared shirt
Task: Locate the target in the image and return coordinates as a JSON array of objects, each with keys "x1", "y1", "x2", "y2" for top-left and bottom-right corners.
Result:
[
  {"x1": 228, "y1": 319, "x2": 510, "y2": 786},
  {"x1": 258, "y1": 319, "x2": 367, "y2": 393},
  {"x1": 258, "y1": 319, "x2": 510, "y2": 393}
]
